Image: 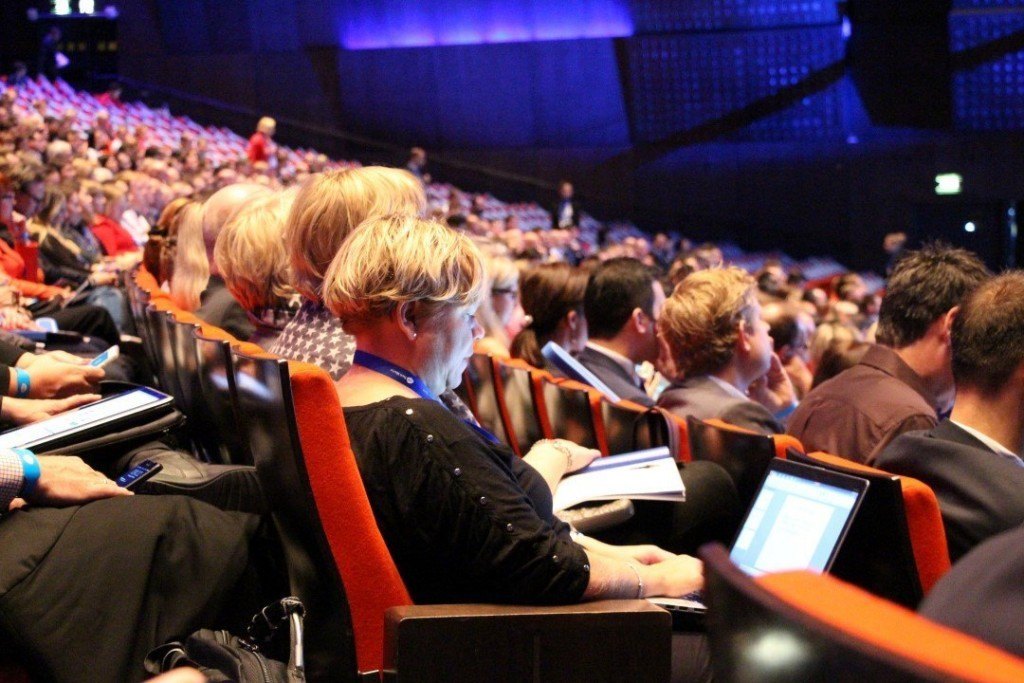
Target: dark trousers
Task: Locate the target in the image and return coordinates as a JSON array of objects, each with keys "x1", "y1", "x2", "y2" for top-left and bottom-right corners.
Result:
[
  {"x1": 0, "y1": 496, "x2": 259, "y2": 682},
  {"x1": 49, "y1": 304, "x2": 121, "y2": 347}
]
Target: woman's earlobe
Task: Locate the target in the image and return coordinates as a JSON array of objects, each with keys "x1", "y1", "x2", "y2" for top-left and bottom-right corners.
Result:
[{"x1": 394, "y1": 301, "x2": 419, "y2": 341}]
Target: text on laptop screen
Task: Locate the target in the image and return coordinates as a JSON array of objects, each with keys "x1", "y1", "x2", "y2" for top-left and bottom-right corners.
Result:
[{"x1": 729, "y1": 469, "x2": 861, "y2": 577}]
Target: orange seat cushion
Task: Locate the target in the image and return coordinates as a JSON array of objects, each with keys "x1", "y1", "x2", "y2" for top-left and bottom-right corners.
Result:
[
  {"x1": 759, "y1": 571, "x2": 1024, "y2": 683},
  {"x1": 806, "y1": 452, "x2": 950, "y2": 593}
]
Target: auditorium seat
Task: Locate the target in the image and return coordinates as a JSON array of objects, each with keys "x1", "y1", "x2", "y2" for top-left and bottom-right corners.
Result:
[
  {"x1": 701, "y1": 544, "x2": 1024, "y2": 682},
  {"x1": 681, "y1": 417, "x2": 802, "y2": 506},
  {"x1": 144, "y1": 303, "x2": 182, "y2": 400},
  {"x1": 492, "y1": 356, "x2": 549, "y2": 456},
  {"x1": 194, "y1": 327, "x2": 252, "y2": 465},
  {"x1": 457, "y1": 353, "x2": 509, "y2": 447},
  {"x1": 787, "y1": 450, "x2": 950, "y2": 604},
  {"x1": 541, "y1": 376, "x2": 606, "y2": 453},
  {"x1": 231, "y1": 348, "x2": 671, "y2": 681},
  {"x1": 600, "y1": 398, "x2": 672, "y2": 456}
]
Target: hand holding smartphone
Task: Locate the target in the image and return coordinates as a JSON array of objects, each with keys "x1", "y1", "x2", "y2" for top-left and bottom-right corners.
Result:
[{"x1": 89, "y1": 345, "x2": 120, "y2": 368}]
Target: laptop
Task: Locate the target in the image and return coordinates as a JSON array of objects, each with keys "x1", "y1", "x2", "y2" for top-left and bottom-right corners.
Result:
[{"x1": 649, "y1": 458, "x2": 869, "y2": 622}]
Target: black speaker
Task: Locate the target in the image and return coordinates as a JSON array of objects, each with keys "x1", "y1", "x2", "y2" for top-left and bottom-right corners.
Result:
[{"x1": 845, "y1": 1, "x2": 953, "y2": 128}]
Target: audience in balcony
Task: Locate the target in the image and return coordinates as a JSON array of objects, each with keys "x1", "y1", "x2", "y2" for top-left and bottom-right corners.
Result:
[{"x1": 7, "y1": 71, "x2": 1024, "y2": 678}]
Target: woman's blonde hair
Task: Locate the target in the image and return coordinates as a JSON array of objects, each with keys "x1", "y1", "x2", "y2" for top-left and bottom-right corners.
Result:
[
  {"x1": 476, "y1": 254, "x2": 519, "y2": 348},
  {"x1": 322, "y1": 215, "x2": 485, "y2": 330},
  {"x1": 660, "y1": 266, "x2": 758, "y2": 377},
  {"x1": 170, "y1": 202, "x2": 209, "y2": 311},
  {"x1": 214, "y1": 189, "x2": 298, "y2": 313},
  {"x1": 285, "y1": 166, "x2": 426, "y2": 302}
]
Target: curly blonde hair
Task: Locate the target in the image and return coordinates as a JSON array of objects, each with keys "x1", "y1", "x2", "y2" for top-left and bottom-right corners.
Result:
[
  {"x1": 660, "y1": 266, "x2": 758, "y2": 376},
  {"x1": 285, "y1": 166, "x2": 425, "y2": 302},
  {"x1": 322, "y1": 215, "x2": 485, "y2": 331},
  {"x1": 214, "y1": 189, "x2": 298, "y2": 314}
]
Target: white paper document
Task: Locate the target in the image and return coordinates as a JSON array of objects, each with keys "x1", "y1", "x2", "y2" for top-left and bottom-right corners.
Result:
[{"x1": 552, "y1": 447, "x2": 685, "y2": 512}]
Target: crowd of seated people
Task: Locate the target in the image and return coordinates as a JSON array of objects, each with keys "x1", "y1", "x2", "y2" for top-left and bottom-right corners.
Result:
[{"x1": 0, "y1": 70, "x2": 1021, "y2": 681}]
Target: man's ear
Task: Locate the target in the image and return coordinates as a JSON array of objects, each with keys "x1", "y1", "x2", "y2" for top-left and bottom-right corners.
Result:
[
  {"x1": 392, "y1": 301, "x2": 418, "y2": 341},
  {"x1": 940, "y1": 306, "x2": 959, "y2": 342},
  {"x1": 632, "y1": 307, "x2": 653, "y2": 335},
  {"x1": 566, "y1": 309, "x2": 580, "y2": 331},
  {"x1": 735, "y1": 321, "x2": 752, "y2": 356}
]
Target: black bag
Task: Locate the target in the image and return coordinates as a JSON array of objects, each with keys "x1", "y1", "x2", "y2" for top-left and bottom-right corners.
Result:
[{"x1": 145, "y1": 597, "x2": 306, "y2": 682}]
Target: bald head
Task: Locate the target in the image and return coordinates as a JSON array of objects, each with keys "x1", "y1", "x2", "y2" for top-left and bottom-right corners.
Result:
[{"x1": 203, "y1": 183, "x2": 272, "y2": 274}]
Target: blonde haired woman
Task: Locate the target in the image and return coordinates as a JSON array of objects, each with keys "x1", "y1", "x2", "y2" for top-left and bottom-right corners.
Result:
[
  {"x1": 323, "y1": 215, "x2": 711, "y2": 681},
  {"x1": 325, "y1": 215, "x2": 704, "y2": 599},
  {"x1": 474, "y1": 254, "x2": 520, "y2": 358},
  {"x1": 213, "y1": 190, "x2": 299, "y2": 347},
  {"x1": 271, "y1": 166, "x2": 425, "y2": 377},
  {"x1": 169, "y1": 202, "x2": 207, "y2": 311}
]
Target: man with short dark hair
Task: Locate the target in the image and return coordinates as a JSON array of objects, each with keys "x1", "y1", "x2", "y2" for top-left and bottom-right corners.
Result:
[
  {"x1": 876, "y1": 272, "x2": 1024, "y2": 562},
  {"x1": 576, "y1": 257, "x2": 663, "y2": 406},
  {"x1": 787, "y1": 244, "x2": 990, "y2": 464}
]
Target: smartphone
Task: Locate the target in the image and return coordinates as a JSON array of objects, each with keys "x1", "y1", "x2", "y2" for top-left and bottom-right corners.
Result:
[
  {"x1": 89, "y1": 345, "x2": 120, "y2": 368},
  {"x1": 116, "y1": 459, "x2": 163, "y2": 490}
]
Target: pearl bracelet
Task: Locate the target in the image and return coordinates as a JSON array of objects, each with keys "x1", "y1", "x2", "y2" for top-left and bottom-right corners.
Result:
[{"x1": 539, "y1": 438, "x2": 574, "y2": 470}]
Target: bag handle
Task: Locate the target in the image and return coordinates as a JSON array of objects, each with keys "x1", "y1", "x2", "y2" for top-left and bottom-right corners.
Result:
[{"x1": 248, "y1": 596, "x2": 306, "y2": 677}]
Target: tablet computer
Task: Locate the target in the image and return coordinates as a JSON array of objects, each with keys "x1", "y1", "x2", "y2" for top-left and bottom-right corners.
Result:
[{"x1": 0, "y1": 387, "x2": 175, "y2": 452}]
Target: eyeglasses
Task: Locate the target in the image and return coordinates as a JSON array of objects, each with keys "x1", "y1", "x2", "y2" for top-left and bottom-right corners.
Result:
[{"x1": 491, "y1": 288, "x2": 518, "y2": 298}]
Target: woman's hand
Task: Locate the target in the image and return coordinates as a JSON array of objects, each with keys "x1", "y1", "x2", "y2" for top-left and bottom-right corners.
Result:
[
  {"x1": 613, "y1": 544, "x2": 676, "y2": 565},
  {"x1": 640, "y1": 554, "x2": 704, "y2": 597},
  {"x1": 527, "y1": 438, "x2": 600, "y2": 474},
  {"x1": 523, "y1": 439, "x2": 601, "y2": 495}
]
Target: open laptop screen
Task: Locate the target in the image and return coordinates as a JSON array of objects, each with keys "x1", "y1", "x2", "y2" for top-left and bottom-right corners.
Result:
[{"x1": 729, "y1": 459, "x2": 868, "y2": 577}]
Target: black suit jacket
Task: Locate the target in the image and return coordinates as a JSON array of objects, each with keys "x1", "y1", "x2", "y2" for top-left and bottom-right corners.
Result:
[
  {"x1": 875, "y1": 419, "x2": 1024, "y2": 563},
  {"x1": 575, "y1": 346, "x2": 653, "y2": 406},
  {"x1": 656, "y1": 375, "x2": 783, "y2": 435},
  {"x1": 919, "y1": 524, "x2": 1024, "y2": 657},
  {"x1": 550, "y1": 199, "x2": 582, "y2": 228}
]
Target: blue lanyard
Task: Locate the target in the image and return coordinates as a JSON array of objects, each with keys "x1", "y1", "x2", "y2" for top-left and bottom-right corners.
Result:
[
  {"x1": 353, "y1": 350, "x2": 436, "y2": 401},
  {"x1": 352, "y1": 350, "x2": 499, "y2": 444}
]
